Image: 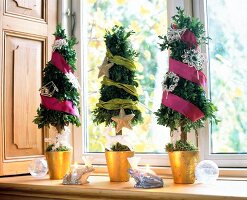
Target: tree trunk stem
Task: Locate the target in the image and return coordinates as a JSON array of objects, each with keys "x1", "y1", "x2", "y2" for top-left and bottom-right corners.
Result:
[{"x1": 180, "y1": 126, "x2": 187, "y2": 142}]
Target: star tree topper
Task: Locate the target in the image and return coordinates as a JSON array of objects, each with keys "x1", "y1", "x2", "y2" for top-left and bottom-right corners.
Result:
[
  {"x1": 111, "y1": 108, "x2": 135, "y2": 134},
  {"x1": 98, "y1": 57, "x2": 114, "y2": 78}
]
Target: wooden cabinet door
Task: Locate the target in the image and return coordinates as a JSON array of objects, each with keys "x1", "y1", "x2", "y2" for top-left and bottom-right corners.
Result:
[{"x1": 0, "y1": 0, "x2": 57, "y2": 175}]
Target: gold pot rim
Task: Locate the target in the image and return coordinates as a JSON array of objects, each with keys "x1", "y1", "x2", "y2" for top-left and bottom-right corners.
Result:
[
  {"x1": 168, "y1": 150, "x2": 199, "y2": 153},
  {"x1": 105, "y1": 151, "x2": 134, "y2": 155},
  {"x1": 46, "y1": 151, "x2": 72, "y2": 154},
  {"x1": 105, "y1": 150, "x2": 134, "y2": 152}
]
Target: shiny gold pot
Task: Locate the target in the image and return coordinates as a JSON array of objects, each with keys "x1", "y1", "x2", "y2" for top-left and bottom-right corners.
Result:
[
  {"x1": 105, "y1": 151, "x2": 134, "y2": 182},
  {"x1": 168, "y1": 151, "x2": 199, "y2": 184},
  {"x1": 46, "y1": 151, "x2": 72, "y2": 180}
]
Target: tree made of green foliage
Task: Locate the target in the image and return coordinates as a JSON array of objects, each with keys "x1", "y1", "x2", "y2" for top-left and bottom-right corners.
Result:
[
  {"x1": 155, "y1": 8, "x2": 218, "y2": 151},
  {"x1": 93, "y1": 26, "x2": 142, "y2": 151},
  {"x1": 33, "y1": 26, "x2": 81, "y2": 143}
]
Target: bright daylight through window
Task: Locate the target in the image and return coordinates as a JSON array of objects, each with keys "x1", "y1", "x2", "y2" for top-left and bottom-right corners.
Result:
[
  {"x1": 207, "y1": 0, "x2": 247, "y2": 153},
  {"x1": 83, "y1": 0, "x2": 168, "y2": 153}
]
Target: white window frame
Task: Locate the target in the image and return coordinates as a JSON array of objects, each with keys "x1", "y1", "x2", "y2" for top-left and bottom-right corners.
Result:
[
  {"x1": 70, "y1": 0, "x2": 190, "y2": 167},
  {"x1": 193, "y1": 0, "x2": 247, "y2": 168},
  {"x1": 68, "y1": 0, "x2": 247, "y2": 173}
]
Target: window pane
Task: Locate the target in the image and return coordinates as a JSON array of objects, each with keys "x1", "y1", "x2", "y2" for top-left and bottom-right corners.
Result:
[
  {"x1": 207, "y1": 0, "x2": 247, "y2": 153},
  {"x1": 84, "y1": 0, "x2": 168, "y2": 153}
]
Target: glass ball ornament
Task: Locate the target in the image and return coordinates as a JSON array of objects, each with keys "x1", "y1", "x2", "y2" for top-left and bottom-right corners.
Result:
[
  {"x1": 28, "y1": 158, "x2": 48, "y2": 178},
  {"x1": 195, "y1": 160, "x2": 219, "y2": 183}
]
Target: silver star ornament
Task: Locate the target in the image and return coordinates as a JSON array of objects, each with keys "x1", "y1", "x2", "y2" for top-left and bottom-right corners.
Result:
[
  {"x1": 98, "y1": 57, "x2": 114, "y2": 78},
  {"x1": 111, "y1": 108, "x2": 135, "y2": 134}
]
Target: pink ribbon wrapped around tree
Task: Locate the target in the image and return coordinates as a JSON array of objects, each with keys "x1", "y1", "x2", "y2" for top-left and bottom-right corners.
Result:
[{"x1": 155, "y1": 7, "x2": 219, "y2": 152}]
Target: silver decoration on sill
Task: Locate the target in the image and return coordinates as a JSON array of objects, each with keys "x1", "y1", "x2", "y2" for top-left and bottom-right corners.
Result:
[
  {"x1": 128, "y1": 169, "x2": 164, "y2": 189},
  {"x1": 28, "y1": 158, "x2": 48, "y2": 178},
  {"x1": 40, "y1": 81, "x2": 59, "y2": 97},
  {"x1": 195, "y1": 160, "x2": 219, "y2": 184},
  {"x1": 62, "y1": 166, "x2": 95, "y2": 185}
]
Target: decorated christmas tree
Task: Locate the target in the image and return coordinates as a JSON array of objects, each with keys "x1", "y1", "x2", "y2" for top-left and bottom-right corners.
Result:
[
  {"x1": 33, "y1": 25, "x2": 81, "y2": 151},
  {"x1": 93, "y1": 26, "x2": 142, "y2": 151},
  {"x1": 155, "y1": 8, "x2": 219, "y2": 151}
]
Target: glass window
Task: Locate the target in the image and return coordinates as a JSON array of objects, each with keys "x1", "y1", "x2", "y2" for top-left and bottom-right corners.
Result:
[
  {"x1": 207, "y1": 0, "x2": 247, "y2": 153},
  {"x1": 83, "y1": 0, "x2": 169, "y2": 153}
]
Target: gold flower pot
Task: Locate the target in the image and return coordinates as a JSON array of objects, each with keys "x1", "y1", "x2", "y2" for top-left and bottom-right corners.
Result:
[
  {"x1": 168, "y1": 151, "x2": 199, "y2": 184},
  {"x1": 105, "y1": 151, "x2": 134, "y2": 182},
  {"x1": 46, "y1": 151, "x2": 72, "y2": 180}
]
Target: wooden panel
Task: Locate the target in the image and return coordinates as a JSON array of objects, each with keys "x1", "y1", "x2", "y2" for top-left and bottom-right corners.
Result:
[
  {"x1": 4, "y1": 32, "x2": 44, "y2": 159},
  {"x1": 2, "y1": 15, "x2": 48, "y2": 36},
  {"x1": 0, "y1": 0, "x2": 57, "y2": 176},
  {"x1": 0, "y1": 0, "x2": 4, "y2": 176},
  {"x1": 13, "y1": 46, "x2": 38, "y2": 149},
  {"x1": 5, "y1": 0, "x2": 45, "y2": 20}
]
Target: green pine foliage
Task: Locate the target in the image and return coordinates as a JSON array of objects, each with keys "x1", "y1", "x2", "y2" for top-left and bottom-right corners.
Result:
[
  {"x1": 109, "y1": 142, "x2": 131, "y2": 151},
  {"x1": 155, "y1": 8, "x2": 219, "y2": 151},
  {"x1": 33, "y1": 25, "x2": 81, "y2": 130},
  {"x1": 93, "y1": 26, "x2": 143, "y2": 127},
  {"x1": 159, "y1": 7, "x2": 210, "y2": 60},
  {"x1": 166, "y1": 140, "x2": 198, "y2": 152},
  {"x1": 46, "y1": 144, "x2": 70, "y2": 152}
]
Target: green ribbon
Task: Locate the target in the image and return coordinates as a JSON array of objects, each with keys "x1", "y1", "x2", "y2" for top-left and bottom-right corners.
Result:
[
  {"x1": 106, "y1": 50, "x2": 136, "y2": 71},
  {"x1": 102, "y1": 77, "x2": 138, "y2": 97},
  {"x1": 96, "y1": 98, "x2": 139, "y2": 110}
]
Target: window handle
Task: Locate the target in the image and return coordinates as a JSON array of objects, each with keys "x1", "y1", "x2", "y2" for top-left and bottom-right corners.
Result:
[{"x1": 66, "y1": 9, "x2": 76, "y2": 37}]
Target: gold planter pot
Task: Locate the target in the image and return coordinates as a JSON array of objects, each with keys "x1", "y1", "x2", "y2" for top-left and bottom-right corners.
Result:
[
  {"x1": 46, "y1": 151, "x2": 72, "y2": 180},
  {"x1": 105, "y1": 151, "x2": 134, "y2": 182},
  {"x1": 168, "y1": 151, "x2": 199, "y2": 184}
]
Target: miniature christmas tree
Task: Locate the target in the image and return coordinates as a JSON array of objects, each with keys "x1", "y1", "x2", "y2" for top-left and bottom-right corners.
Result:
[
  {"x1": 155, "y1": 7, "x2": 219, "y2": 151},
  {"x1": 33, "y1": 25, "x2": 81, "y2": 151},
  {"x1": 93, "y1": 26, "x2": 142, "y2": 151}
]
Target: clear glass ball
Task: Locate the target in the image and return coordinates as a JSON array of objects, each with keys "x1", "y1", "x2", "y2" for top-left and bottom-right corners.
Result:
[
  {"x1": 195, "y1": 160, "x2": 219, "y2": 183},
  {"x1": 28, "y1": 158, "x2": 48, "y2": 178}
]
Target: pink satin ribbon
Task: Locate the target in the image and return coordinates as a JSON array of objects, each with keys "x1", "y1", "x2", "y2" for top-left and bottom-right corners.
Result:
[
  {"x1": 169, "y1": 58, "x2": 206, "y2": 87},
  {"x1": 162, "y1": 91, "x2": 205, "y2": 122},
  {"x1": 55, "y1": 36, "x2": 63, "y2": 40},
  {"x1": 41, "y1": 95, "x2": 79, "y2": 117},
  {"x1": 51, "y1": 51, "x2": 73, "y2": 74},
  {"x1": 181, "y1": 29, "x2": 198, "y2": 47}
]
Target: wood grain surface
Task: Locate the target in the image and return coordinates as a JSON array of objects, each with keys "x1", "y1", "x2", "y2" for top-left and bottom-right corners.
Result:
[{"x1": 0, "y1": 175, "x2": 247, "y2": 200}]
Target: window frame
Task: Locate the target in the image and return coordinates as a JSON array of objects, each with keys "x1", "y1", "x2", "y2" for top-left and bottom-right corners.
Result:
[
  {"x1": 70, "y1": 0, "x2": 247, "y2": 170},
  {"x1": 72, "y1": 0, "x2": 180, "y2": 167},
  {"x1": 193, "y1": 0, "x2": 247, "y2": 168}
]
